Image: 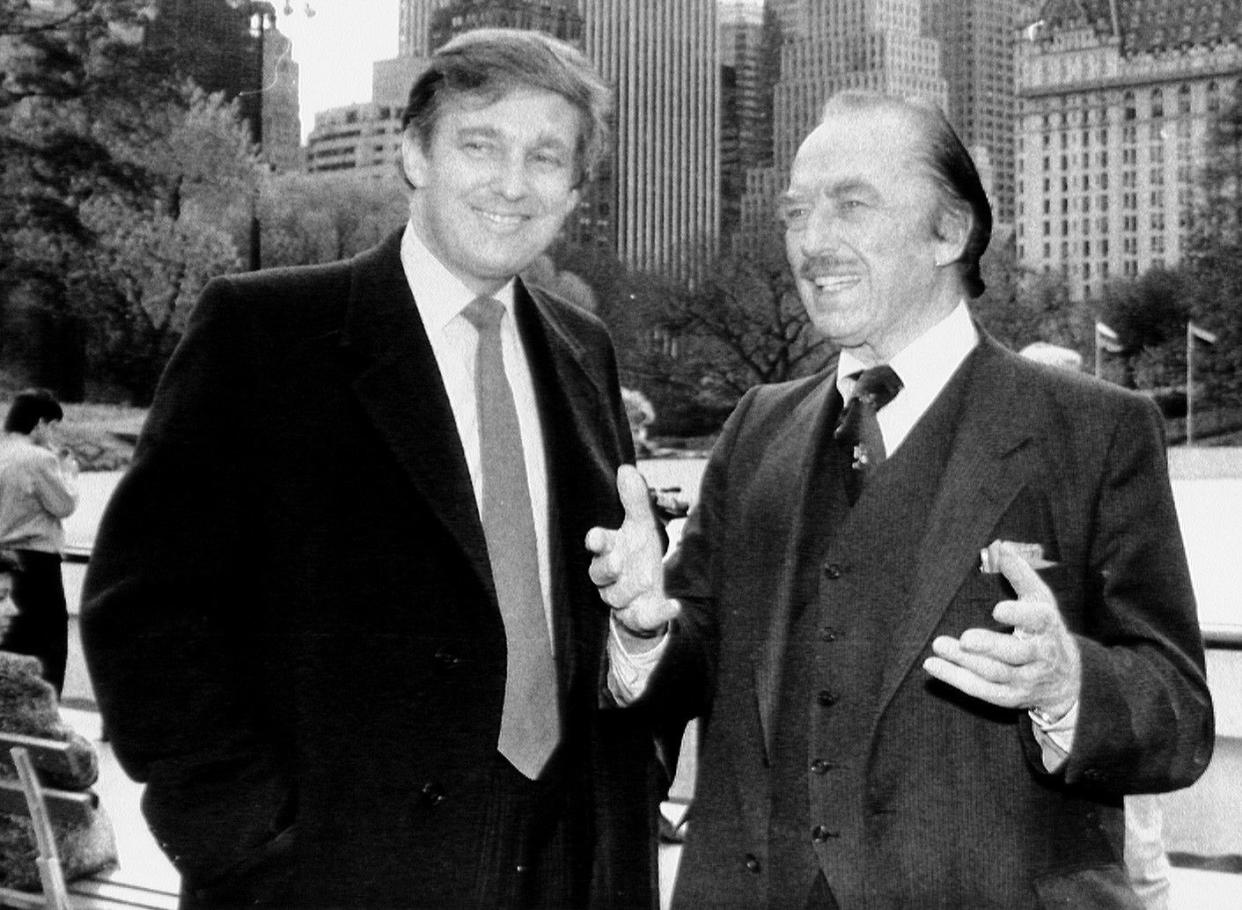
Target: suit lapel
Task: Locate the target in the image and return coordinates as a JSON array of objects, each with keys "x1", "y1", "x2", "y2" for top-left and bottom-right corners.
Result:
[
  {"x1": 876, "y1": 336, "x2": 1036, "y2": 720},
  {"x1": 515, "y1": 281, "x2": 617, "y2": 687},
  {"x1": 341, "y1": 232, "x2": 493, "y2": 593}
]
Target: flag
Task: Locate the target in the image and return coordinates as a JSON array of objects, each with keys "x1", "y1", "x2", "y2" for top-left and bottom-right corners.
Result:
[
  {"x1": 1095, "y1": 321, "x2": 1124, "y2": 354},
  {"x1": 1189, "y1": 321, "x2": 1218, "y2": 345}
]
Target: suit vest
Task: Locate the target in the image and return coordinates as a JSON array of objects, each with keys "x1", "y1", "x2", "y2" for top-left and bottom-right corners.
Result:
[{"x1": 768, "y1": 358, "x2": 975, "y2": 908}]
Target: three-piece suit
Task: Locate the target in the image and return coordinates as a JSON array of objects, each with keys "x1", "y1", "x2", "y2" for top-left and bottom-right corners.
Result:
[{"x1": 652, "y1": 333, "x2": 1213, "y2": 909}]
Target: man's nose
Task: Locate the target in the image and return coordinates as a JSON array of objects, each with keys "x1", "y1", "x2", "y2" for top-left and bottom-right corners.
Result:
[
  {"x1": 799, "y1": 203, "x2": 840, "y2": 254},
  {"x1": 492, "y1": 153, "x2": 529, "y2": 199}
]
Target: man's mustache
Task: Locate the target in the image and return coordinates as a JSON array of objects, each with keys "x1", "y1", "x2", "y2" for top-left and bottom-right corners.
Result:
[{"x1": 798, "y1": 256, "x2": 859, "y2": 280}]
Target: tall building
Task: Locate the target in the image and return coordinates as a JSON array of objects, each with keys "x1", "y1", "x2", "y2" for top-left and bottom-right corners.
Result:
[
  {"x1": 304, "y1": 101, "x2": 405, "y2": 181},
  {"x1": 257, "y1": 23, "x2": 302, "y2": 172},
  {"x1": 429, "y1": 0, "x2": 583, "y2": 49},
  {"x1": 719, "y1": 1, "x2": 779, "y2": 241},
  {"x1": 582, "y1": 0, "x2": 720, "y2": 280},
  {"x1": 399, "y1": 0, "x2": 450, "y2": 57},
  {"x1": 737, "y1": 0, "x2": 947, "y2": 243},
  {"x1": 922, "y1": 0, "x2": 1020, "y2": 227},
  {"x1": 1014, "y1": 0, "x2": 1242, "y2": 303}
]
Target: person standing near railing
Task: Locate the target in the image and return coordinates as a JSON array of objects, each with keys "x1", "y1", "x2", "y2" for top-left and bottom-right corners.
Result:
[{"x1": 0, "y1": 390, "x2": 78, "y2": 697}]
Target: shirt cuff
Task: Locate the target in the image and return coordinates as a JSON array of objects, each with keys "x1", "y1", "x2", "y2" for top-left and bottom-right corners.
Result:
[
  {"x1": 606, "y1": 616, "x2": 669, "y2": 705},
  {"x1": 1029, "y1": 700, "x2": 1079, "y2": 772}
]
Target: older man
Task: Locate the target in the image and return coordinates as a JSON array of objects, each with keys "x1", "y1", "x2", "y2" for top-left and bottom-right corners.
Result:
[{"x1": 589, "y1": 91, "x2": 1213, "y2": 908}]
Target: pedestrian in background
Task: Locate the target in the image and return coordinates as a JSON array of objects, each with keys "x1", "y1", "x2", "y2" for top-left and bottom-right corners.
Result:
[{"x1": 0, "y1": 389, "x2": 78, "y2": 696}]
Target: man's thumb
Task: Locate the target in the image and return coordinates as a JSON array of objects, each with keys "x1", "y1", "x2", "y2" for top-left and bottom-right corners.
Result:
[
  {"x1": 995, "y1": 543, "x2": 1053, "y2": 602},
  {"x1": 617, "y1": 464, "x2": 655, "y2": 528}
]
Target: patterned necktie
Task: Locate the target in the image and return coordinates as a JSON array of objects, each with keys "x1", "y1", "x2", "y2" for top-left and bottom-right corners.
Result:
[
  {"x1": 833, "y1": 364, "x2": 904, "y2": 504},
  {"x1": 462, "y1": 296, "x2": 560, "y2": 779}
]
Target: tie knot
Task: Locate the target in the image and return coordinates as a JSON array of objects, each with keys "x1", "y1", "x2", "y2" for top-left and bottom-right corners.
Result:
[
  {"x1": 461, "y1": 296, "x2": 506, "y2": 334},
  {"x1": 848, "y1": 365, "x2": 903, "y2": 412}
]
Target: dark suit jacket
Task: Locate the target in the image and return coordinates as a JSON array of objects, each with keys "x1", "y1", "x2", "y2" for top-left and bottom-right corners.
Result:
[
  {"x1": 651, "y1": 334, "x2": 1213, "y2": 909},
  {"x1": 81, "y1": 232, "x2": 661, "y2": 908}
]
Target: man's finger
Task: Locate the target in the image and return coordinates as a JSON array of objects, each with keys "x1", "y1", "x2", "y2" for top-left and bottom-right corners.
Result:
[
  {"x1": 993, "y1": 599, "x2": 1058, "y2": 637},
  {"x1": 584, "y1": 526, "x2": 616, "y2": 555},
  {"x1": 994, "y1": 542, "x2": 1054, "y2": 603},
  {"x1": 616, "y1": 464, "x2": 656, "y2": 529}
]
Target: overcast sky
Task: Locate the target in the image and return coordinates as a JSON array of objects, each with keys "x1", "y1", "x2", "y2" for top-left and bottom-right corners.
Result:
[{"x1": 277, "y1": 0, "x2": 400, "y2": 140}]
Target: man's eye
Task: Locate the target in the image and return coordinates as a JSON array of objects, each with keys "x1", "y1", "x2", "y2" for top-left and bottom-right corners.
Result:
[
  {"x1": 462, "y1": 140, "x2": 495, "y2": 155},
  {"x1": 531, "y1": 151, "x2": 566, "y2": 168},
  {"x1": 780, "y1": 204, "x2": 811, "y2": 227}
]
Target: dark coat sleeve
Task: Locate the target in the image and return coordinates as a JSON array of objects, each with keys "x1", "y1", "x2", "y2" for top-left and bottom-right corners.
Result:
[
  {"x1": 81, "y1": 277, "x2": 295, "y2": 891},
  {"x1": 1031, "y1": 390, "x2": 1214, "y2": 793}
]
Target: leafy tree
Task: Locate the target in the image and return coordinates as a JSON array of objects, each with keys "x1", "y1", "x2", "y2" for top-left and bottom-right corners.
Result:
[
  {"x1": 1183, "y1": 82, "x2": 1242, "y2": 407},
  {"x1": 1097, "y1": 268, "x2": 1193, "y2": 389},
  {"x1": 261, "y1": 173, "x2": 410, "y2": 268},
  {"x1": 1, "y1": 2, "x2": 263, "y2": 402},
  {"x1": 971, "y1": 235, "x2": 1087, "y2": 357}
]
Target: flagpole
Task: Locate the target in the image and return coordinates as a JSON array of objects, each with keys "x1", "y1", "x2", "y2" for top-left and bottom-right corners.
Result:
[{"x1": 1186, "y1": 321, "x2": 1195, "y2": 446}]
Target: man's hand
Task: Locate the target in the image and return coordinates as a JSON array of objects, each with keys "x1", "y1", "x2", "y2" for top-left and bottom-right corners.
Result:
[
  {"x1": 923, "y1": 542, "x2": 1081, "y2": 719},
  {"x1": 585, "y1": 465, "x2": 680, "y2": 637}
]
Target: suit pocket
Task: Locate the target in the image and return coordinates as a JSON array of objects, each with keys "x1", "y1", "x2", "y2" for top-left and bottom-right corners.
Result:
[
  {"x1": 185, "y1": 823, "x2": 297, "y2": 908},
  {"x1": 1032, "y1": 863, "x2": 1143, "y2": 909}
]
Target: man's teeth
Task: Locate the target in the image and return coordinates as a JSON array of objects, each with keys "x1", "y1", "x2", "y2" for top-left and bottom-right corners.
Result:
[
  {"x1": 813, "y1": 275, "x2": 858, "y2": 289},
  {"x1": 479, "y1": 211, "x2": 525, "y2": 226}
]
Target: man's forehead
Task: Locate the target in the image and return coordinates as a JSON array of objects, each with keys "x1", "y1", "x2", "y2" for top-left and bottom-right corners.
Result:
[{"x1": 791, "y1": 109, "x2": 920, "y2": 183}]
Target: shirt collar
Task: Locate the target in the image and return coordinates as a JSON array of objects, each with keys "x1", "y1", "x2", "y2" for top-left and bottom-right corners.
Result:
[
  {"x1": 836, "y1": 301, "x2": 978, "y2": 401},
  {"x1": 400, "y1": 221, "x2": 516, "y2": 332}
]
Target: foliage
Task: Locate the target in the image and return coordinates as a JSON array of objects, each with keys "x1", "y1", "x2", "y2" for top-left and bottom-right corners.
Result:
[
  {"x1": 549, "y1": 234, "x2": 829, "y2": 436},
  {"x1": 1181, "y1": 82, "x2": 1242, "y2": 407},
  {"x1": 1, "y1": 1, "x2": 264, "y2": 403},
  {"x1": 971, "y1": 235, "x2": 1088, "y2": 357},
  {"x1": 261, "y1": 172, "x2": 410, "y2": 268}
]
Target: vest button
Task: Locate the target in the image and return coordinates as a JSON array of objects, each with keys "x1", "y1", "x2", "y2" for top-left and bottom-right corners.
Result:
[
  {"x1": 820, "y1": 626, "x2": 837, "y2": 642},
  {"x1": 811, "y1": 825, "x2": 839, "y2": 843},
  {"x1": 810, "y1": 759, "x2": 834, "y2": 775},
  {"x1": 816, "y1": 689, "x2": 838, "y2": 707},
  {"x1": 744, "y1": 854, "x2": 761, "y2": 873},
  {"x1": 823, "y1": 563, "x2": 843, "y2": 579}
]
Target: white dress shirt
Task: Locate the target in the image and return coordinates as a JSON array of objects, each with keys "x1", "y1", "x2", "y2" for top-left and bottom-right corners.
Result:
[
  {"x1": 400, "y1": 224, "x2": 554, "y2": 642},
  {"x1": 612, "y1": 302, "x2": 1077, "y2": 767}
]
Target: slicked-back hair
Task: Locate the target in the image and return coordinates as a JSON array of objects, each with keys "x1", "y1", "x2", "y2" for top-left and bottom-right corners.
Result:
[
  {"x1": 401, "y1": 28, "x2": 612, "y2": 188},
  {"x1": 3, "y1": 388, "x2": 63, "y2": 435},
  {"x1": 820, "y1": 91, "x2": 992, "y2": 298}
]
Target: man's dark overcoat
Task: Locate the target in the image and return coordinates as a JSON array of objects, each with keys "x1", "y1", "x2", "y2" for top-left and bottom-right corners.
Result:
[{"x1": 82, "y1": 231, "x2": 661, "y2": 909}]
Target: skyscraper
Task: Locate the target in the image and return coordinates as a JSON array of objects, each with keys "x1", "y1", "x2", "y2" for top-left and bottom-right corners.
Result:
[
  {"x1": 398, "y1": 0, "x2": 450, "y2": 58},
  {"x1": 719, "y1": 1, "x2": 779, "y2": 241},
  {"x1": 428, "y1": 0, "x2": 583, "y2": 49},
  {"x1": 738, "y1": 0, "x2": 947, "y2": 242},
  {"x1": 1014, "y1": 0, "x2": 1242, "y2": 302},
  {"x1": 581, "y1": 0, "x2": 720, "y2": 279},
  {"x1": 922, "y1": 0, "x2": 1020, "y2": 227}
]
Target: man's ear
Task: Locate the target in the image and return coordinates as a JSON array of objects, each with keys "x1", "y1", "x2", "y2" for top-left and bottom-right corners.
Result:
[
  {"x1": 400, "y1": 132, "x2": 429, "y2": 189},
  {"x1": 932, "y1": 205, "x2": 971, "y2": 269}
]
